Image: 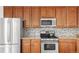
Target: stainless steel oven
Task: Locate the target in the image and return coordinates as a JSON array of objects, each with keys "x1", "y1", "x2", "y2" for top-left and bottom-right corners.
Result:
[{"x1": 41, "y1": 39, "x2": 58, "y2": 53}]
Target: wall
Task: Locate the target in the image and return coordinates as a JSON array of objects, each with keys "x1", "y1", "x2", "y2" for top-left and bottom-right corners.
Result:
[{"x1": 23, "y1": 28, "x2": 79, "y2": 38}]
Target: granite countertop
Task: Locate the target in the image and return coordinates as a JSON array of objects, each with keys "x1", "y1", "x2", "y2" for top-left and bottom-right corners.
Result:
[
  {"x1": 58, "y1": 36, "x2": 79, "y2": 39},
  {"x1": 22, "y1": 37, "x2": 41, "y2": 39},
  {"x1": 22, "y1": 36, "x2": 79, "y2": 40}
]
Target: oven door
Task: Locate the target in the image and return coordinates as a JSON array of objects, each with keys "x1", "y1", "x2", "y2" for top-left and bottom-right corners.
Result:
[{"x1": 41, "y1": 40, "x2": 58, "y2": 53}]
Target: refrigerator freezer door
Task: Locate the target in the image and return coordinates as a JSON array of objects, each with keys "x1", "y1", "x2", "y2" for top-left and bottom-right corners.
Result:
[
  {"x1": 0, "y1": 45, "x2": 20, "y2": 53},
  {"x1": 11, "y1": 44, "x2": 20, "y2": 53},
  {"x1": 11, "y1": 18, "x2": 21, "y2": 44},
  {"x1": 0, "y1": 45, "x2": 11, "y2": 53},
  {"x1": 0, "y1": 19, "x2": 5, "y2": 44},
  {"x1": 0, "y1": 45, "x2": 5, "y2": 53},
  {"x1": 4, "y1": 18, "x2": 12, "y2": 44}
]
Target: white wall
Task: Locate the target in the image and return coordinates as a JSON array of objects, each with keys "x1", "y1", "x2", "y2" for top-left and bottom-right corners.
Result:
[{"x1": 0, "y1": 6, "x2": 3, "y2": 18}]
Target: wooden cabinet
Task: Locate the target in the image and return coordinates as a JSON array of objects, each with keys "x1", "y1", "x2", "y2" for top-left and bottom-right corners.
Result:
[
  {"x1": 41, "y1": 7, "x2": 47, "y2": 18},
  {"x1": 77, "y1": 8, "x2": 79, "y2": 27},
  {"x1": 4, "y1": 6, "x2": 78, "y2": 28},
  {"x1": 4, "y1": 6, "x2": 13, "y2": 17},
  {"x1": 76, "y1": 40, "x2": 79, "y2": 53},
  {"x1": 23, "y1": 7, "x2": 31, "y2": 28},
  {"x1": 41, "y1": 7, "x2": 55, "y2": 18},
  {"x1": 56, "y1": 7, "x2": 67, "y2": 28},
  {"x1": 31, "y1": 7, "x2": 40, "y2": 28},
  {"x1": 21, "y1": 39, "x2": 41, "y2": 53},
  {"x1": 13, "y1": 7, "x2": 23, "y2": 18},
  {"x1": 31, "y1": 39, "x2": 41, "y2": 53},
  {"x1": 46, "y1": 7, "x2": 55, "y2": 18},
  {"x1": 59, "y1": 39, "x2": 76, "y2": 53},
  {"x1": 67, "y1": 7, "x2": 77, "y2": 28},
  {"x1": 21, "y1": 39, "x2": 31, "y2": 53}
]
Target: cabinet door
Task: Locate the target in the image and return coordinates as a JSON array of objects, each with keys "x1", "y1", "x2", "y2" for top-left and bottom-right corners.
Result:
[
  {"x1": 59, "y1": 39, "x2": 76, "y2": 53},
  {"x1": 23, "y1": 7, "x2": 31, "y2": 28},
  {"x1": 31, "y1": 7, "x2": 40, "y2": 28},
  {"x1": 41, "y1": 7, "x2": 55, "y2": 18},
  {"x1": 77, "y1": 40, "x2": 79, "y2": 53},
  {"x1": 21, "y1": 39, "x2": 30, "y2": 53},
  {"x1": 41, "y1": 7, "x2": 47, "y2": 18},
  {"x1": 46, "y1": 7, "x2": 55, "y2": 18},
  {"x1": 31, "y1": 39, "x2": 41, "y2": 53},
  {"x1": 4, "y1": 6, "x2": 12, "y2": 17},
  {"x1": 67, "y1": 7, "x2": 77, "y2": 28},
  {"x1": 13, "y1": 7, "x2": 23, "y2": 18},
  {"x1": 56, "y1": 7, "x2": 67, "y2": 28},
  {"x1": 77, "y1": 8, "x2": 79, "y2": 27}
]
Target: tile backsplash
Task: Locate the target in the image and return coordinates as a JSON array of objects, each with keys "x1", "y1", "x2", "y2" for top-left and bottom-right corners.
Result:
[{"x1": 23, "y1": 28, "x2": 79, "y2": 38}]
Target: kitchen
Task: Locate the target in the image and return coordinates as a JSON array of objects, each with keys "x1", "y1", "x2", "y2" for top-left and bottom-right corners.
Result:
[{"x1": 0, "y1": 6, "x2": 79, "y2": 53}]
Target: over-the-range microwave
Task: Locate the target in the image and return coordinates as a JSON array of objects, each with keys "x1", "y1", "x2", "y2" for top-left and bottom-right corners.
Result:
[{"x1": 40, "y1": 18, "x2": 56, "y2": 28}]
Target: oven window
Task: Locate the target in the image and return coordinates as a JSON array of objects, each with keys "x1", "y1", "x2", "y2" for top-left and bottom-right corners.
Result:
[
  {"x1": 41, "y1": 20, "x2": 52, "y2": 25},
  {"x1": 44, "y1": 44, "x2": 55, "y2": 50}
]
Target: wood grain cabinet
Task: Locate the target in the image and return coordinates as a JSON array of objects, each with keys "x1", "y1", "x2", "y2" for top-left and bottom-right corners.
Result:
[
  {"x1": 13, "y1": 7, "x2": 23, "y2": 18},
  {"x1": 46, "y1": 7, "x2": 55, "y2": 18},
  {"x1": 4, "y1": 6, "x2": 13, "y2": 17},
  {"x1": 41, "y1": 7, "x2": 47, "y2": 18},
  {"x1": 67, "y1": 7, "x2": 77, "y2": 28},
  {"x1": 4, "y1": 6, "x2": 78, "y2": 28},
  {"x1": 21, "y1": 39, "x2": 41, "y2": 53},
  {"x1": 21, "y1": 39, "x2": 31, "y2": 53},
  {"x1": 41, "y1": 7, "x2": 55, "y2": 18},
  {"x1": 23, "y1": 7, "x2": 31, "y2": 28},
  {"x1": 59, "y1": 39, "x2": 76, "y2": 53},
  {"x1": 31, "y1": 39, "x2": 41, "y2": 53},
  {"x1": 77, "y1": 8, "x2": 79, "y2": 27},
  {"x1": 31, "y1": 7, "x2": 40, "y2": 28},
  {"x1": 56, "y1": 7, "x2": 67, "y2": 28},
  {"x1": 76, "y1": 39, "x2": 79, "y2": 53}
]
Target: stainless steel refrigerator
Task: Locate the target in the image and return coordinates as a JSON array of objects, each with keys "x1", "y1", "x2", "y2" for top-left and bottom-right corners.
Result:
[{"x1": 0, "y1": 18, "x2": 22, "y2": 53}]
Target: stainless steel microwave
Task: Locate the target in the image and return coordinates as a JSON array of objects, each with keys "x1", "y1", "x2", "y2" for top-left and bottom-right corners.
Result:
[{"x1": 40, "y1": 18, "x2": 56, "y2": 27}]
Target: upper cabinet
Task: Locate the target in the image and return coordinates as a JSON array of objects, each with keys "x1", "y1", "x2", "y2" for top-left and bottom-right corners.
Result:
[
  {"x1": 41, "y1": 7, "x2": 55, "y2": 18},
  {"x1": 31, "y1": 7, "x2": 40, "y2": 28},
  {"x1": 4, "y1": 6, "x2": 79, "y2": 28},
  {"x1": 46, "y1": 7, "x2": 55, "y2": 18},
  {"x1": 78, "y1": 7, "x2": 79, "y2": 27},
  {"x1": 23, "y1": 7, "x2": 31, "y2": 28},
  {"x1": 13, "y1": 7, "x2": 23, "y2": 19},
  {"x1": 41, "y1": 7, "x2": 47, "y2": 18},
  {"x1": 67, "y1": 7, "x2": 77, "y2": 28},
  {"x1": 56, "y1": 7, "x2": 67, "y2": 28},
  {"x1": 4, "y1": 6, "x2": 13, "y2": 17}
]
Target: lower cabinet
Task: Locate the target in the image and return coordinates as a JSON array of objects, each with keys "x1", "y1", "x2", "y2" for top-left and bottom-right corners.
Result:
[
  {"x1": 21, "y1": 39, "x2": 41, "y2": 53},
  {"x1": 31, "y1": 39, "x2": 41, "y2": 53},
  {"x1": 77, "y1": 40, "x2": 79, "y2": 53},
  {"x1": 21, "y1": 39, "x2": 31, "y2": 53},
  {"x1": 59, "y1": 39, "x2": 76, "y2": 53}
]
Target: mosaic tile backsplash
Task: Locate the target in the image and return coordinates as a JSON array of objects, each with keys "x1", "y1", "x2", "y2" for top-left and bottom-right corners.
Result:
[{"x1": 23, "y1": 28, "x2": 79, "y2": 38}]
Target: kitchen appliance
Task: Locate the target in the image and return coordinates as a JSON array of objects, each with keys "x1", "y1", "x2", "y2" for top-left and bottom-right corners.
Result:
[
  {"x1": 0, "y1": 18, "x2": 22, "y2": 53},
  {"x1": 41, "y1": 39, "x2": 58, "y2": 53},
  {"x1": 40, "y1": 18, "x2": 56, "y2": 27},
  {"x1": 40, "y1": 30, "x2": 58, "y2": 53}
]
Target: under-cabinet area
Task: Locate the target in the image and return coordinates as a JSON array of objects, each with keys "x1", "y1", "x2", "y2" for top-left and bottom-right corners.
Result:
[{"x1": 1, "y1": 6, "x2": 79, "y2": 53}]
